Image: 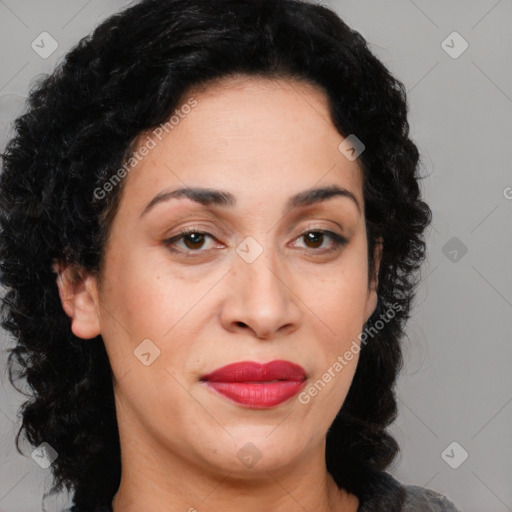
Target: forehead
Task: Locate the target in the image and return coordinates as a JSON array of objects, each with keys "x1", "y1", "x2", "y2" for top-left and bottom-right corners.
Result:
[{"x1": 120, "y1": 75, "x2": 364, "y2": 214}]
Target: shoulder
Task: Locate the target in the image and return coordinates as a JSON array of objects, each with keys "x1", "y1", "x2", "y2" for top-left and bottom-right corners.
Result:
[
  {"x1": 356, "y1": 471, "x2": 462, "y2": 512},
  {"x1": 402, "y1": 484, "x2": 461, "y2": 512}
]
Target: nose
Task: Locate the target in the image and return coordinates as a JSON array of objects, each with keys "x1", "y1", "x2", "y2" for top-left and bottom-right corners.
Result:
[{"x1": 219, "y1": 245, "x2": 302, "y2": 340}]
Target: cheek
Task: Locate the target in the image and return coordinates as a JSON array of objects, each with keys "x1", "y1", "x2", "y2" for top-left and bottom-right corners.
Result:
[
  {"x1": 311, "y1": 266, "x2": 369, "y2": 339},
  {"x1": 99, "y1": 245, "x2": 221, "y2": 381},
  {"x1": 101, "y1": 246, "x2": 178, "y2": 332},
  {"x1": 302, "y1": 280, "x2": 364, "y2": 416},
  {"x1": 300, "y1": 254, "x2": 369, "y2": 393}
]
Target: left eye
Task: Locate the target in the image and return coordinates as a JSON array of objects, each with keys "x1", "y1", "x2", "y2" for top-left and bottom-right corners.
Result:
[
  {"x1": 163, "y1": 229, "x2": 348, "y2": 255},
  {"x1": 292, "y1": 230, "x2": 348, "y2": 252}
]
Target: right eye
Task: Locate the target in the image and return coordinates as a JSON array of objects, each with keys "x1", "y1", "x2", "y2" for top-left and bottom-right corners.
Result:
[{"x1": 163, "y1": 229, "x2": 220, "y2": 254}]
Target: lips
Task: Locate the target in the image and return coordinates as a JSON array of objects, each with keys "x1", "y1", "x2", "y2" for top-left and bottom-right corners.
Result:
[{"x1": 201, "y1": 360, "x2": 307, "y2": 409}]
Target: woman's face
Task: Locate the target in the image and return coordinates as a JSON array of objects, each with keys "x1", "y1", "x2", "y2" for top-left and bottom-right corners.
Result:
[{"x1": 71, "y1": 75, "x2": 381, "y2": 479}]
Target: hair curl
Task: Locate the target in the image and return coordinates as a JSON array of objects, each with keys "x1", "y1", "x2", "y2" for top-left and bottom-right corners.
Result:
[{"x1": 0, "y1": 0, "x2": 432, "y2": 509}]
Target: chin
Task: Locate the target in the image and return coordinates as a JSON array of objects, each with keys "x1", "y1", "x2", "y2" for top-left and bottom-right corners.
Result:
[{"x1": 198, "y1": 430, "x2": 311, "y2": 477}]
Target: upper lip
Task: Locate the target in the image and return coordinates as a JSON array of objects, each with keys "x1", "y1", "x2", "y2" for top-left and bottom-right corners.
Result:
[{"x1": 201, "y1": 360, "x2": 307, "y2": 383}]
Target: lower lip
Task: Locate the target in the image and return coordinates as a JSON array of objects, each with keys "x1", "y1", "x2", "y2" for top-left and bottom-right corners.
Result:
[{"x1": 204, "y1": 381, "x2": 306, "y2": 408}]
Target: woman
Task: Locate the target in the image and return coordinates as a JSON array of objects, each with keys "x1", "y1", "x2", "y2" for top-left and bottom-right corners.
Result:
[{"x1": 0, "y1": 0, "x2": 461, "y2": 510}]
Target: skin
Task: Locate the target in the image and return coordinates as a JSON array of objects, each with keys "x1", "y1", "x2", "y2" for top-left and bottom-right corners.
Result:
[{"x1": 56, "y1": 75, "x2": 382, "y2": 512}]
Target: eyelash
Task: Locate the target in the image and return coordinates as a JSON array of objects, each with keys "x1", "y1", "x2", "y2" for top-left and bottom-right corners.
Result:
[{"x1": 163, "y1": 227, "x2": 348, "y2": 256}]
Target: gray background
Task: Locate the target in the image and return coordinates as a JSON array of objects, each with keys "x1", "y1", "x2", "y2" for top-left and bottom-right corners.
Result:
[{"x1": 0, "y1": 1, "x2": 511, "y2": 511}]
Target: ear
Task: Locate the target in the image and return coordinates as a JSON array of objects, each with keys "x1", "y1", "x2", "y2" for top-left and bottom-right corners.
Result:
[
  {"x1": 53, "y1": 261, "x2": 101, "y2": 340},
  {"x1": 363, "y1": 237, "x2": 383, "y2": 324}
]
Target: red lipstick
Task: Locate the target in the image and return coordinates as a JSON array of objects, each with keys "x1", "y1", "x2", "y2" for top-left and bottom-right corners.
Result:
[{"x1": 201, "y1": 360, "x2": 307, "y2": 409}]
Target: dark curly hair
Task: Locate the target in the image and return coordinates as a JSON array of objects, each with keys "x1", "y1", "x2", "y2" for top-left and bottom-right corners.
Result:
[{"x1": 0, "y1": 0, "x2": 432, "y2": 509}]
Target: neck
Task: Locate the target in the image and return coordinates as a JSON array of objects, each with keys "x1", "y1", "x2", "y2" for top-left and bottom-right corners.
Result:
[{"x1": 111, "y1": 420, "x2": 359, "y2": 512}]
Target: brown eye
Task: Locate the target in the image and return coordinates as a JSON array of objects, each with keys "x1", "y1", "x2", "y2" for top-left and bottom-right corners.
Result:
[
  {"x1": 163, "y1": 230, "x2": 217, "y2": 254},
  {"x1": 182, "y1": 232, "x2": 207, "y2": 250},
  {"x1": 303, "y1": 231, "x2": 324, "y2": 249},
  {"x1": 294, "y1": 230, "x2": 348, "y2": 253}
]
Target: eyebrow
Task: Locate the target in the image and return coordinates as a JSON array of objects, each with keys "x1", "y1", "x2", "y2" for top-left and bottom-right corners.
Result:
[{"x1": 140, "y1": 184, "x2": 361, "y2": 218}]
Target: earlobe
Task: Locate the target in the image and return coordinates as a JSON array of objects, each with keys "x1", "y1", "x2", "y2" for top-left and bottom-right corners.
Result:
[{"x1": 53, "y1": 261, "x2": 101, "y2": 340}]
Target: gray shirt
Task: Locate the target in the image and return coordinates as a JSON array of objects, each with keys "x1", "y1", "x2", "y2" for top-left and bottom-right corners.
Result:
[
  {"x1": 354, "y1": 471, "x2": 461, "y2": 512},
  {"x1": 401, "y1": 484, "x2": 461, "y2": 512}
]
